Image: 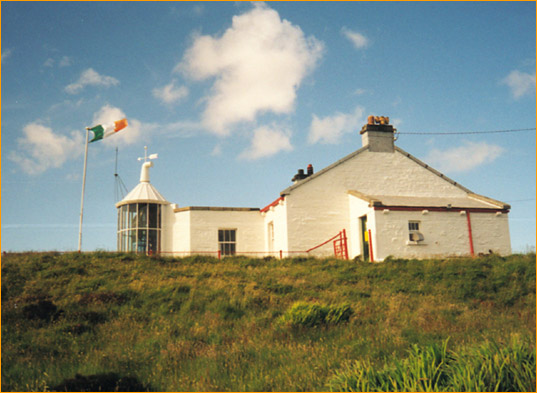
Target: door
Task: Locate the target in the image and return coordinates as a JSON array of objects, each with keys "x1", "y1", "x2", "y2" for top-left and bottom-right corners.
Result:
[
  {"x1": 360, "y1": 215, "x2": 370, "y2": 261},
  {"x1": 267, "y1": 221, "x2": 274, "y2": 254}
]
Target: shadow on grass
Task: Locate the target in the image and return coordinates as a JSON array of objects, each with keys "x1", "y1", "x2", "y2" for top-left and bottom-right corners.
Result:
[{"x1": 51, "y1": 372, "x2": 152, "y2": 392}]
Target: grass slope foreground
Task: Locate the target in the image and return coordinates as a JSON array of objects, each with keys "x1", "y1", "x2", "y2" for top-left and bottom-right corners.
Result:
[{"x1": 2, "y1": 252, "x2": 535, "y2": 392}]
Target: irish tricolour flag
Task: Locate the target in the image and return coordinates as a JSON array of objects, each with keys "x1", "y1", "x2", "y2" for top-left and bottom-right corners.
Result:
[{"x1": 88, "y1": 118, "x2": 128, "y2": 143}]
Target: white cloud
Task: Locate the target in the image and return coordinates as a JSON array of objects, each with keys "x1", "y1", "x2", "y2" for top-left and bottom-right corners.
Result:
[
  {"x1": 90, "y1": 105, "x2": 142, "y2": 146},
  {"x1": 2, "y1": 49, "x2": 13, "y2": 62},
  {"x1": 65, "y1": 68, "x2": 119, "y2": 94},
  {"x1": 502, "y1": 70, "x2": 536, "y2": 99},
  {"x1": 59, "y1": 56, "x2": 72, "y2": 67},
  {"x1": 391, "y1": 118, "x2": 403, "y2": 129},
  {"x1": 342, "y1": 27, "x2": 368, "y2": 49},
  {"x1": 44, "y1": 56, "x2": 72, "y2": 68},
  {"x1": 211, "y1": 143, "x2": 222, "y2": 156},
  {"x1": 425, "y1": 141, "x2": 504, "y2": 173},
  {"x1": 239, "y1": 124, "x2": 293, "y2": 160},
  {"x1": 160, "y1": 119, "x2": 205, "y2": 138},
  {"x1": 178, "y1": 3, "x2": 323, "y2": 136},
  {"x1": 308, "y1": 106, "x2": 365, "y2": 144},
  {"x1": 9, "y1": 123, "x2": 84, "y2": 175},
  {"x1": 152, "y1": 80, "x2": 189, "y2": 105}
]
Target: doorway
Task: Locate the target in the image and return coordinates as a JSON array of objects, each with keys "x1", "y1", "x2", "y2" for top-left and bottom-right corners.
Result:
[
  {"x1": 267, "y1": 221, "x2": 274, "y2": 254},
  {"x1": 360, "y1": 215, "x2": 370, "y2": 261}
]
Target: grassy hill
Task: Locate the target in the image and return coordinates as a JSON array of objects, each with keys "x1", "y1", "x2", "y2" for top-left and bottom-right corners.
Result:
[{"x1": 2, "y1": 252, "x2": 535, "y2": 391}]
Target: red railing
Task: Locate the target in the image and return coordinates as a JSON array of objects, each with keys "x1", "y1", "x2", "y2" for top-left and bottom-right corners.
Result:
[
  {"x1": 305, "y1": 229, "x2": 349, "y2": 260},
  {"x1": 333, "y1": 229, "x2": 349, "y2": 260}
]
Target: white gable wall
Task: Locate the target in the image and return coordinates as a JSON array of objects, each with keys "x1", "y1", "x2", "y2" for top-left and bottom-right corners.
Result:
[{"x1": 284, "y1": 148, "x2": 478, "y2": 257}]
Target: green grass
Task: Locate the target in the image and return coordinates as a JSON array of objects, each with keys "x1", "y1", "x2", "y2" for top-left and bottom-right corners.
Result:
[
  {"x1": 1, "y1": 252, "x2": 535, "y2": 391},
  {"x1": 328, "y1": 335, "x2": 535, "y2": 392}
]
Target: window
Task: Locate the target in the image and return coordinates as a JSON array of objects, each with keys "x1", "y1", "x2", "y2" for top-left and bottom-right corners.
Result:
[
  {"x1": 218, "y1": 229, "x2": 236, "y2": 256},
  {"x1": 408, "y1": 221, "x2": 424, "y2": 242},
  {"x1": 117, "y1": 202, "x2": 161, "y2": 253}
]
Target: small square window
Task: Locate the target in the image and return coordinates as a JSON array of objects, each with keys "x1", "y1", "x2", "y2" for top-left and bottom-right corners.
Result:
[
  {"x1": 408, "y1": 221, "x2": 423, "y2": 242},
  {"x1": 218, "y1": 229, "x2": 236, "y2": 256}
]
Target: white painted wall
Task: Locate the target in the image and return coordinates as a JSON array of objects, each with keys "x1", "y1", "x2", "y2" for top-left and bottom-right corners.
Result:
[
  {"x1": 284, "y1": 149, "x2": 471, "y2": 256},
  {"x1": 371, "y1": 210, "x2": 511, "y2": 260},
  {"x1": 262, "y1": 199, "x2": 289, "y2": 257},
  {"x1": 469, "y1": 212, "x2": 511, "y2": 255},
  {"x1": 170, "y1": 209, "x2": 191, "y2": 256},
  {"x1": 187, "y1": 209, "x2": 265, "y2": 257}
]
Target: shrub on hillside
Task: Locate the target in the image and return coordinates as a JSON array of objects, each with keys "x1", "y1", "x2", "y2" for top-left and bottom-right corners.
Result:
[{"x1": 279, "y1": 302, "x2": 353, "y2": 328}]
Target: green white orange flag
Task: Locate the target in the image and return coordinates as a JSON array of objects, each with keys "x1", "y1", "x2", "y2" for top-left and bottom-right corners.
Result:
[{"x1": 88, "y1": 118, "x2": 128, "y2": 143}]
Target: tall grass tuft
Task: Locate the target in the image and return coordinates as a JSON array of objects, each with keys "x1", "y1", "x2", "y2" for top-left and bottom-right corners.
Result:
[
  {"x1": 328, "y1": 336, "x2": 536, "y2": 392},
  {"x1": 279, "y1": 302, "x2": 353, "y2": 328},
  {"x1": 448, "y1": 335, "x2": 536, "y2": 392}
]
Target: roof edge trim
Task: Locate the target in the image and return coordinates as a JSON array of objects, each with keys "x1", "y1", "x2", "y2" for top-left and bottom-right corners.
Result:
[
  {"x1": 280, "y1": 145, "x2": 369, "y2": 196},
  {"x1": 468, "y1": 193, "x2": 511, "y2": 210},
  {"x1": 116, "y1": 199, "x2": 170, "y2": 208},
  {"x1": 174, "y1": 206, "x2": 260, "y2": 213}
]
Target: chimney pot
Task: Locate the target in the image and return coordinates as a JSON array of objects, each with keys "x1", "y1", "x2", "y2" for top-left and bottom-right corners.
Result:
[{"x1": 360, "y1": 115, "x2": 395, "y2": 152}]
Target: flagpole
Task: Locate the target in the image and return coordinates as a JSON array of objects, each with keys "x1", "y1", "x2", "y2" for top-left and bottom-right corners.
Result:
[{"x1": 78, "y1": 128, "x2": 90, "y2": 252}]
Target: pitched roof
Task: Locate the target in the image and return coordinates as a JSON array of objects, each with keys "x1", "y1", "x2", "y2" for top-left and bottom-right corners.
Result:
[
  {"x1": 280, "y1": 144, "x2": 510, "y2": 210},
  {"x1": 280, "y1": 145, "x2": 473, "y2": 196}
]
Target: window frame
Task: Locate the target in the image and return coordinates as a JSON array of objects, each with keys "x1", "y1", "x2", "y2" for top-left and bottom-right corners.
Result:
[
  {"x1": 218, "y1": 228, "x2": 237, "y2": 256},
  {"x1": 408, "y1": 220, "x2": 423, "y2": 243}
]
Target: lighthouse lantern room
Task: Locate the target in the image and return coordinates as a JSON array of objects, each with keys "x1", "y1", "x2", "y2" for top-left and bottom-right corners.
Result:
[{"x1": 116, "y1": 148, "x2": 169, "y2": 254}]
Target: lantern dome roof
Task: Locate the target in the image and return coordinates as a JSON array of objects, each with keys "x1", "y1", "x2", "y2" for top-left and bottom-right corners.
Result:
[{"x1": 115, "y1": 161, "x2": 169, "y2": 207}]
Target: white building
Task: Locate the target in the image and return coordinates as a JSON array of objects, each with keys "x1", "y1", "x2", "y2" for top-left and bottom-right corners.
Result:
[{"x1": 116, "y1": 117, "x2": 511, "y2": 261}]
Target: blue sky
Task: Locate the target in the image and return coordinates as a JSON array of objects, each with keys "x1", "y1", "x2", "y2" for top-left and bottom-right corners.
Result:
[{"x1": 2, "y1": 1, "x2": 535, "y2": 253}]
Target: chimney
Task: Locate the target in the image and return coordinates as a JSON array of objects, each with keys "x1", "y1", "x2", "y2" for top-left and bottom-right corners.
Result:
[
  {"x1": 292, "y1": 169, "x2": 307, "y2": 183},
  {"x1": 360, "y1": 115, "x2": 396, "y2": 152},
  {"x1": 292, "y1": 164, "x2": 315, "y2": 183}
]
